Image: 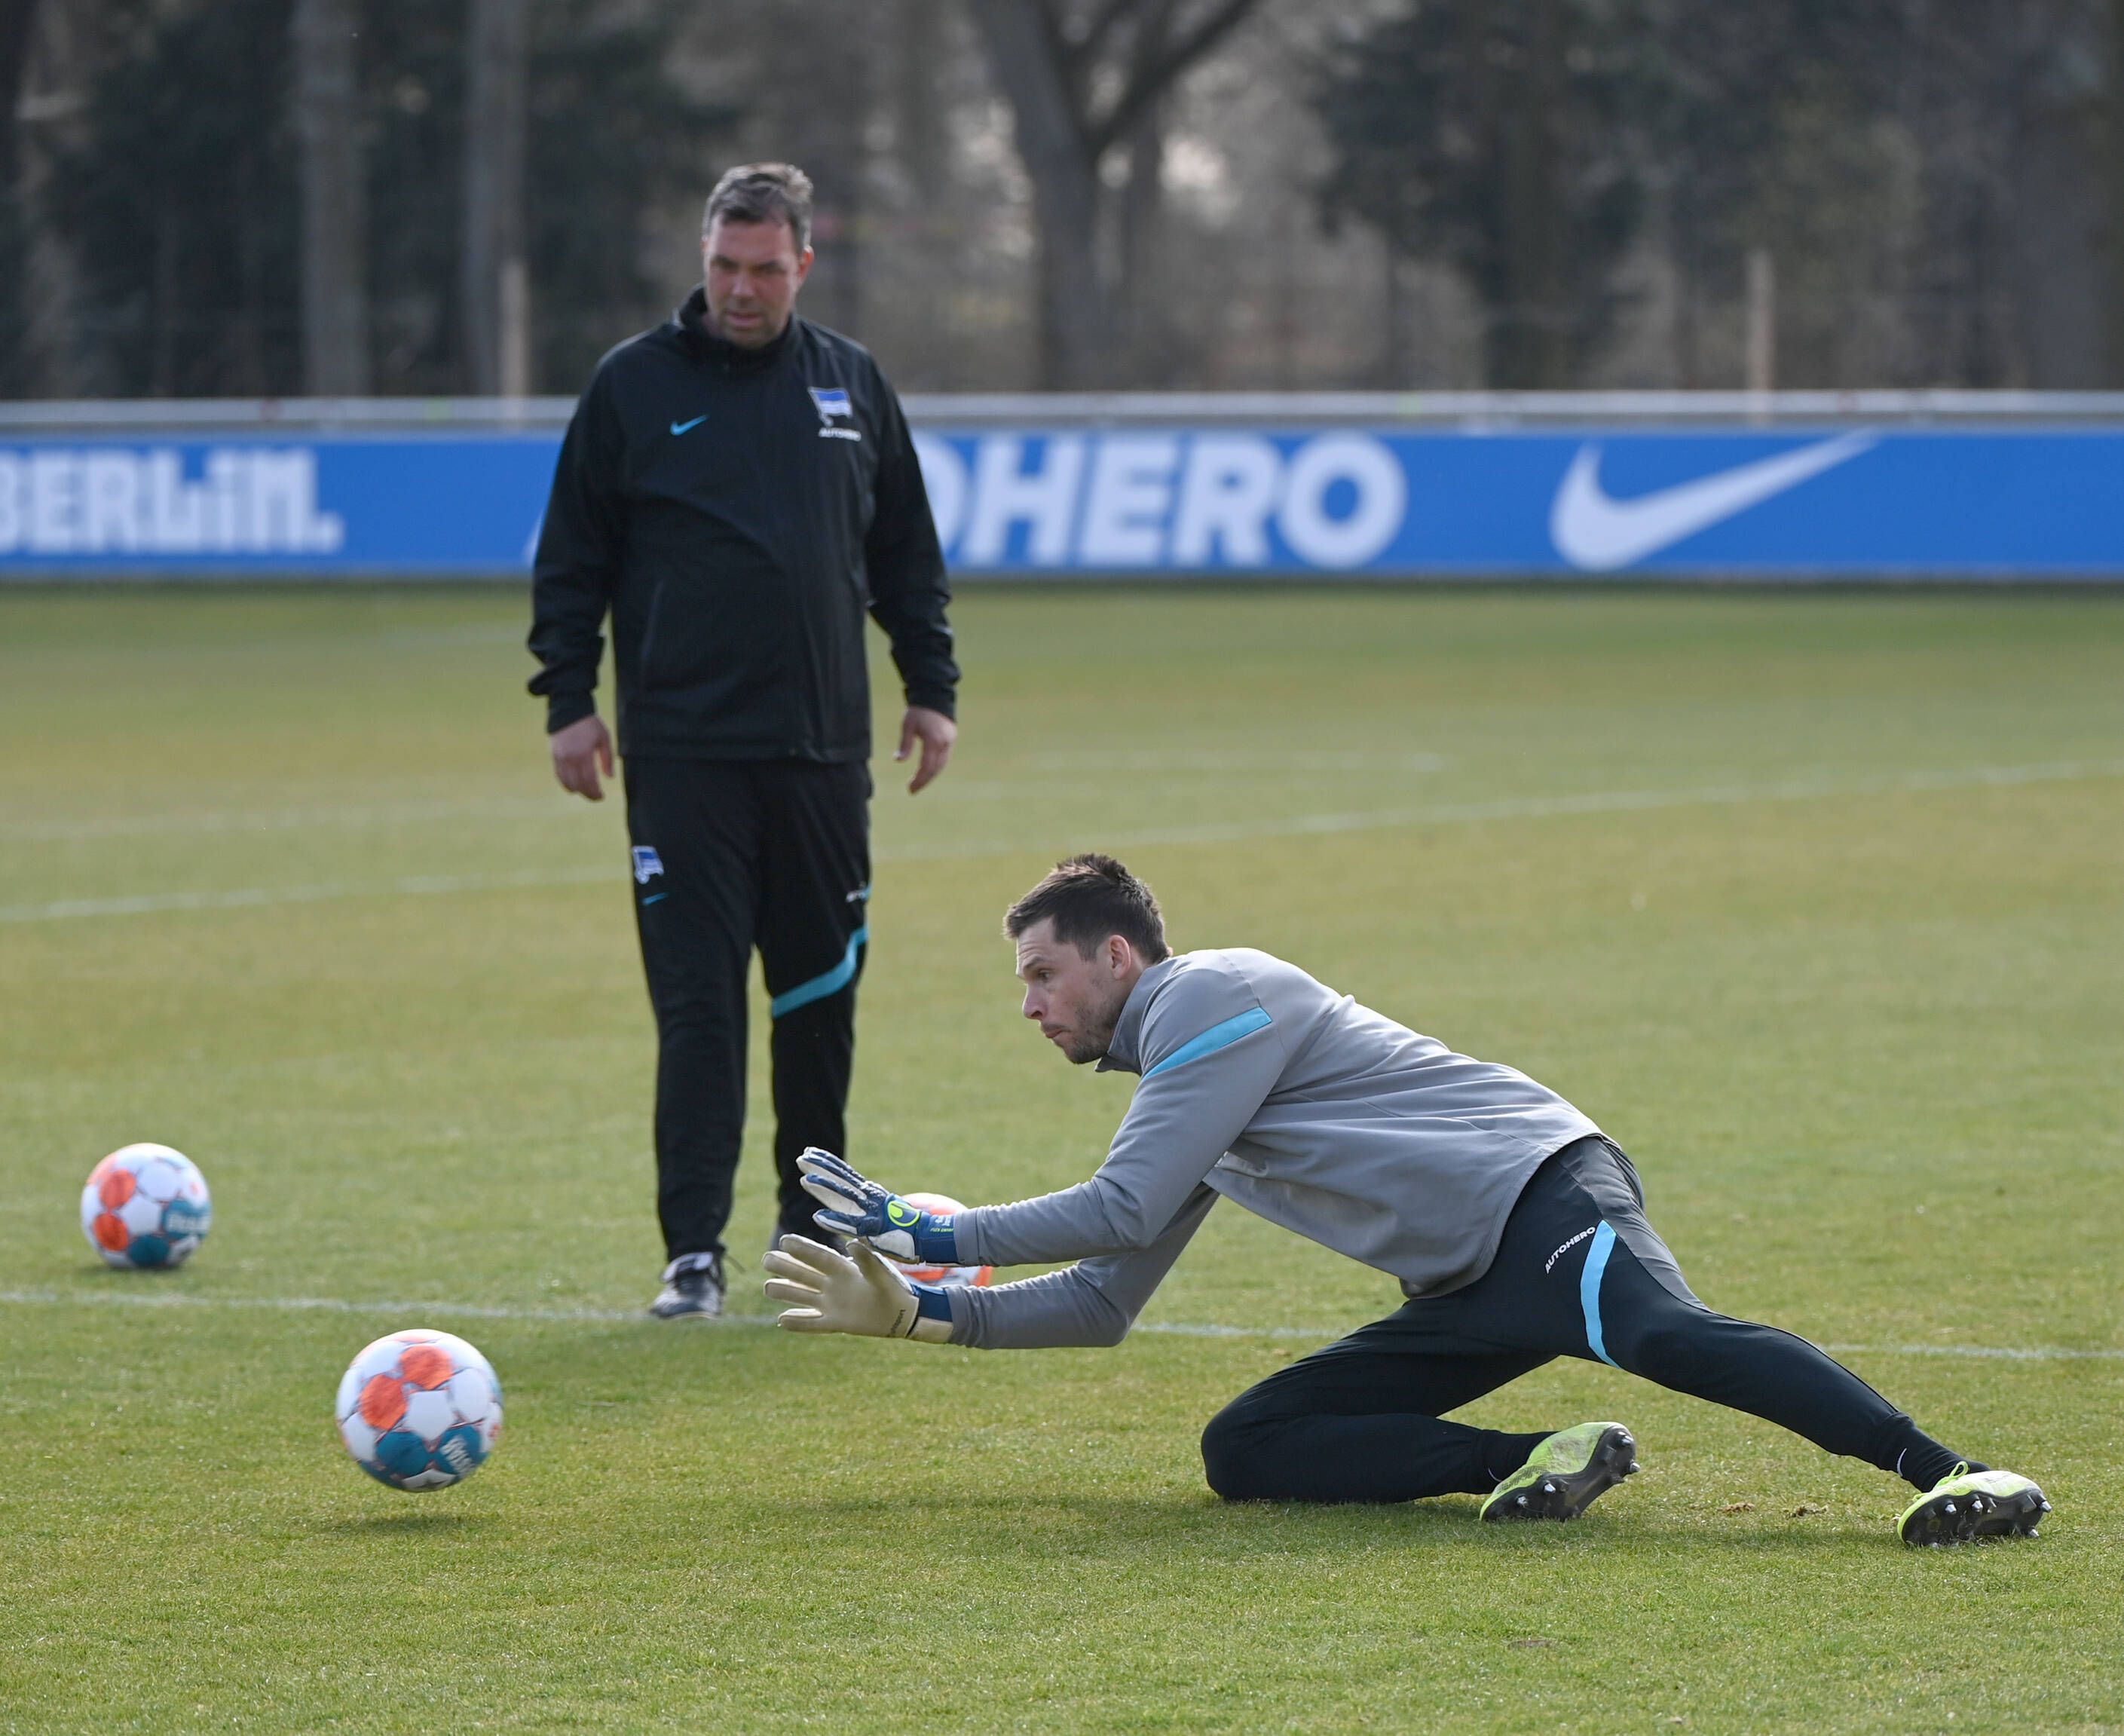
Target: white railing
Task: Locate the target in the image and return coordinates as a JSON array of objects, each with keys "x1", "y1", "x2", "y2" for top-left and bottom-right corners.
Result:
[{"x1": 4, "y1": 390, "x2": 2124, "y2": 432}]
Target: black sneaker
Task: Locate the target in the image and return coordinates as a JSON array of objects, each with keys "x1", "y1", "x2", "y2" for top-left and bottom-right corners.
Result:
[{"x1": 649, "y1": 1254, "x2": 724, "y2": 1321}]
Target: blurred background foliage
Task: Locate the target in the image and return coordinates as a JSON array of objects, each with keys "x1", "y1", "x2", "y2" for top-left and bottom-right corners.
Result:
[{"x1": 2, "y1": 0, "x2": 2119, "y2": 396}]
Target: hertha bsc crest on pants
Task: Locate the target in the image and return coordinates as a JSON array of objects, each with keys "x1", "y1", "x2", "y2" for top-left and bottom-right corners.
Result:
[{"x1": 632, "y1": 846, "x2": 666, "y2": 885}]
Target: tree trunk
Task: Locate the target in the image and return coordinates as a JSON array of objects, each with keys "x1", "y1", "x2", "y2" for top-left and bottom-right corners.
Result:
[
  {"x1": 1670, "y1": 183, "x2": 1701, "y2": 389},
  {"x1": 1119, "y1": 99, "x2": 1169, "y2": 381},
  {"x1": 1118, "y1": 1, "x2": 1175, "y2": 384},
  {"x1": 291, "y1": 0, "x2": 369, "y2": 396},
  {"x1": 1380, "y1": 248, "x2": 1409, "y2": 387},
  {"x1": 2110, "y1": 0, "x2": 2124, "y2": 381},
  {"x1": 778, "y1": 4, "x2": 874, "y2": 344},
  {"x1": 0, "y1": 0, "x2": 37, "y2": 395},
  {"x1": 967, "y1": 0, "x2": 1116, "y2": 387},
  {"x1": 0, "y1": 0, "x2": 37, "y2": 189},
  {"x1": 1498, "y1": 0, "x2": 1566, "y2": 387},
  {"x1": 462, "y1": 0, "x2": 530, "y2": 395},
  {"x1": 886, "y1": 0, "x2": 951, "y2": 382},
  {"x1": 896, "y1": 0, "x2": 949, "y2": 198}
]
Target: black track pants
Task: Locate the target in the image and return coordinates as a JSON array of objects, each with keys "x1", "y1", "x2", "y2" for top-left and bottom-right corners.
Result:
[
  {"x1": 623, "y1": 757, "x2": 871, "y2": 1260},
  {"x1": 1201, "y1": 1136, "x2": 1945, "y2": 1502}
]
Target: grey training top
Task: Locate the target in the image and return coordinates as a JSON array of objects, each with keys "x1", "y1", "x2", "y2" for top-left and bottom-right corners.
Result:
[{"x1": 946, "y1": 948, "x2": 1599, "y2": 1350}]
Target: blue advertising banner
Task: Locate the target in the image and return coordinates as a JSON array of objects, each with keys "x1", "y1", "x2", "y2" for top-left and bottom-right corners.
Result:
[
  {"x1": 2, "y1": 423, "x2": 2119, "y2": 577},
  {"x1": 0, "y1": 436, "x2": 555, "y2": 574},
  {"x1": 910, "y1": 427, "x2": 2124, "y2": 577}
]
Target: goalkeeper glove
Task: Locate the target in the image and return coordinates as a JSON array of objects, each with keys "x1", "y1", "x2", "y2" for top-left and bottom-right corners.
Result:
[
  {"x1": 797, "y1": 1148, "x2": 961, "y2": 1264},
  {"x1": 761, "y1": 1234, "x2": 954, "y2": 1343}
]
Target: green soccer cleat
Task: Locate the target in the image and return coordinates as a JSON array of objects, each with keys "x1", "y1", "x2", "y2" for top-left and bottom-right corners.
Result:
[
  {"x1": 1896, "y1": 1465, "x2": 2051, "y2": 1547},
  {"x1": 1480, "y1": 1422, "x2": 1640, "y2": 1523}
]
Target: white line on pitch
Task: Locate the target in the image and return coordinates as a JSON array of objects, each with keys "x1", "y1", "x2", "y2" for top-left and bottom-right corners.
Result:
[
  {"x1": 1064, "y1": 757, "x2": 2124, "y2": 856},
  {"x1": 2, "y1": 1288, "x2": 2118, "y2": 1361},
  {"x1": 5, "y1": 758, "x2": 2119, "y2": 926},
  {"x1": 4, "y1": 755, "x2": 1452, "y2": 839},
  {"x1": 1018, "y1": 750, "x2": 1453, "y2": 773},
  {"x1": 0, "y1": 864, "x2": 617, "y2": 923},
  {"x1": 1, "y1": 795, "x2": 571, "y2": 844}
]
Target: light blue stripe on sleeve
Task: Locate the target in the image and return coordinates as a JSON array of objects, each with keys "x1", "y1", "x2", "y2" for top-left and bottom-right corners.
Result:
[
  {"x1": 770, "y1": 925, "x2": 868, "y2": 1019},
  {"x1": 1142, "y1": 1006, "x2": 1272, "y2": 1079},
  {"x1": 1580, "y1": 1220, "x2": 1619, "y2": 1367}
]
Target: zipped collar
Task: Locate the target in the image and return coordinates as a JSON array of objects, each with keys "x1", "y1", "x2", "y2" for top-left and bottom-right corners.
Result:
[
  {"x1": 670, "y1": 285, "x2": 797, "y2": 372},
  {"x1": 1094, "y1": 956, "x2": 1180, "y2": 1075}
]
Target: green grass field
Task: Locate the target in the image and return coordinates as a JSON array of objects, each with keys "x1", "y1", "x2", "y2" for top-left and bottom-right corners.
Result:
[{"x1": 3, "y1": 585, "x2": 2122, "y2": 1733}]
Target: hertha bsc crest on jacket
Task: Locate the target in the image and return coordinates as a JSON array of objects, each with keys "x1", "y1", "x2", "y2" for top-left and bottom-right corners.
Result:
[{"x1": 809, "y1": 387, "x2": 862, "y2": 441}]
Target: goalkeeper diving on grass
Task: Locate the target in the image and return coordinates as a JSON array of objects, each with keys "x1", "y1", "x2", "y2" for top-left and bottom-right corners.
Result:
[{"x1": 762, "y1": 854, "x2": 2048, "y2": 1547}]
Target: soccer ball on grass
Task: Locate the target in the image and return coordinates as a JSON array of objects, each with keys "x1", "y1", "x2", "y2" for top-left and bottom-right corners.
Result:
[
  {"x1": 81, "y1": 1143, "x2": 212, "y2": 1269},
  {"x1": 335, "y1": 1330, "x2": 503, "y2": 1491}
]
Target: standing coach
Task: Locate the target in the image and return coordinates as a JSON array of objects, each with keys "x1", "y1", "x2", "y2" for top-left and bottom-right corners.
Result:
[{"x1": 528, "y1": 162, "x2": 959, "y2": 1320}]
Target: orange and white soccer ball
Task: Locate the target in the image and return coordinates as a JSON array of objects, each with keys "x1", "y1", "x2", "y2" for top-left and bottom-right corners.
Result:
[
  {"x1": 80, "y1": 1144, "x2": 212, "y2": 1269},
  {"x1": 888, "y1": 1191, "x2": 993, "y2": 1288},
  {"x1": 335, "y1": 1329, "x2": 503, "y2": 1491}
]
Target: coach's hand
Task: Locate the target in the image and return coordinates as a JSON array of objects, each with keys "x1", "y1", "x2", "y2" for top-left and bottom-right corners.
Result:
[
  {"x1": 797, "y1": 1148, "x2": 961, "y2": 1265},
  {"x1": 549, "y1": 714, "x2": 616, "y2": 802},
  {"x1": 896, "y1": 706, "x2": 956, "y2": 795},
  {"x1": 763, "y1": 1235, "x2": 953, "y2": 1343}
]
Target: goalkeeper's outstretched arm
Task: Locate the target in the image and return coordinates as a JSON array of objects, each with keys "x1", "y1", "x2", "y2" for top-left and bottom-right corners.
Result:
[
  {"x1": 764, "y1": 1185, "x2": 1217, "y2": 1349},
  {"x1": 797, "y1": 960, "x2": 1277, "y2": 1279},
  {"x1": 957, "y1": 961, "x2": 1284, "y2": 1266},
  {"x1": 950, "y1": 1184, "x2": 1216, "y2": 1348}
]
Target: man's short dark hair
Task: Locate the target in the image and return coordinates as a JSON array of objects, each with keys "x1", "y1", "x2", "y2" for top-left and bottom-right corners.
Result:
[
  {"x1": 1005, "y1": 853, "x2": 1171, "y2": 963},
  {"x1": 703, "y1": 163, "x2": 814, "y2": 252}
]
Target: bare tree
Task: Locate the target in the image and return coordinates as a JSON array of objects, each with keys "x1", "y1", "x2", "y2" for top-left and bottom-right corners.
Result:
[
  {"x1": 2110, "y1": 0, "x2": 2124, "y2": 380},
  {"x1": 896, "y1": 0, "x2": 951, "y2": 199},
  {"x1": 966, "y1": 0, "x2": 1262, "y2": 387},
  {"x1": 742, "y1": 0, "x2": 881, "y2": 343},
  {"x1": 291, "y1": 0, "x2": 369, "y2": 396},
  {"x1": 1116, "y1": 0, "x2": 1177, "y2": 379},
  {"x1": 0, "y1": 0, "x2": 35, "y2": 393},
  {"x1": 462, "y1": 0, "x2": 529, "y2": 395},
  {"x1": 0, "y1": 0, "x2": 38, "y2": 191}
]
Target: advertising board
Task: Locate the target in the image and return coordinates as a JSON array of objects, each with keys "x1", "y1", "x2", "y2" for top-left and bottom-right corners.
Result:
[{"x1": 2, "y1": 403, "x2": 2118, "y2": 579}]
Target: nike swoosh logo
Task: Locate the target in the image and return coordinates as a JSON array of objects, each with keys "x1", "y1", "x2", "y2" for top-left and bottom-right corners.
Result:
[
  {"x1": 669, "y1": 415, "x2": 707, "y2": 436},
  {"x1": 1550, "y1": 431, "x2": 1877, "y2": 571}
]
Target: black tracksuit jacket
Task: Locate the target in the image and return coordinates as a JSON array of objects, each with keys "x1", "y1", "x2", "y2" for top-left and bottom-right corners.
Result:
[{"x1": 528, "y1": 291, "x2": 957, "y2": 761}]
